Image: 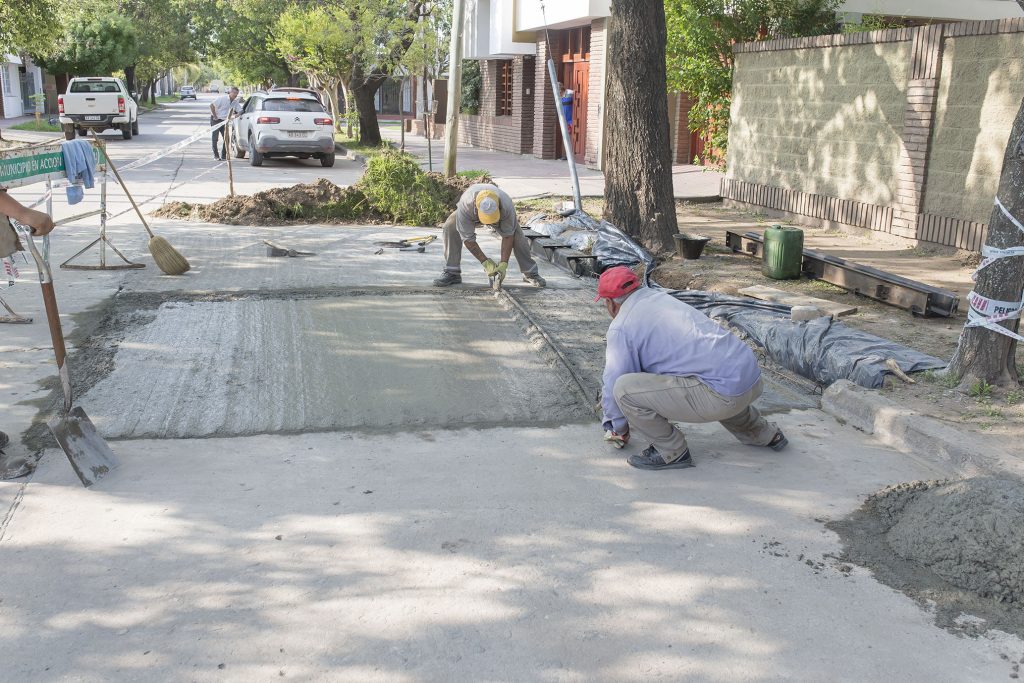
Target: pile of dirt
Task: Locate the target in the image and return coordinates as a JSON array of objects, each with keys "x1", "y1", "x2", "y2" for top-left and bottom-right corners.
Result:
[
  {"x1": 152, "y1": 179, "x2": 380, "y2": 225},
  {"x1": 829, "y1": 476, "x2": 1024, "y2": 637},
  {"x1": 152, "y1": 172, "x2": 493, "y2": 227}
]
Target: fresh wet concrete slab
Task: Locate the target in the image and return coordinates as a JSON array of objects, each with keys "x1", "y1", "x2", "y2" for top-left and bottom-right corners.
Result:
[
  {"x1": 1, "y1": 422, "x2": 1017, "y2": 682},
  {"x1": 80, "y1": 291, "x2": 588, "y2": 439}
]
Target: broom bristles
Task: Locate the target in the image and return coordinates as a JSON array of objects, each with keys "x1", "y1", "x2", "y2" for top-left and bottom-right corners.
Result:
[{"x1": 149, "y1": 235, "x2": 190, "y2": 275}]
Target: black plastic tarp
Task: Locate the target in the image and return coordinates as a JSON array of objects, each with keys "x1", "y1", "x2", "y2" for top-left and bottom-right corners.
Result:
[
  {"x1": 668, "y1": 291, "x2": 947, "y2": 388},
  {"x1": 522, "y1": 209, "x2": 946, "y2": 388}
]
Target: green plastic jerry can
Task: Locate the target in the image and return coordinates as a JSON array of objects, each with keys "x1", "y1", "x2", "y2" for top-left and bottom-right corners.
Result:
[{"x1": 762, "y1": 225, "x2": 804, "y2": 280}]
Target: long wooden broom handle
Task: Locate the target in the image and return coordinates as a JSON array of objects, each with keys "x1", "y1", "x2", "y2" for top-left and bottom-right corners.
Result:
[{"x1": 89, "y1": 133, "x2": 156, "y2": 239}]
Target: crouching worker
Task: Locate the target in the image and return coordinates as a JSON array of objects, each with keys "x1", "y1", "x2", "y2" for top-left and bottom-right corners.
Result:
[
  {"x1": 596, "y1": 266, "x2": 787, "y2": 471},
  {"x1": 433, "y1": 183, "x2": 546, "y2": 288}
]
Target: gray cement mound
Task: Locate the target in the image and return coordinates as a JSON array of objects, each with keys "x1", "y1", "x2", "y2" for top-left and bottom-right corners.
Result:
[
  {"x1": 829, "y1": 476, "x2": 1024, "y2": 638},
  {"x1": 870, "y1": 478, "x2": 1024, "y2": 605}
]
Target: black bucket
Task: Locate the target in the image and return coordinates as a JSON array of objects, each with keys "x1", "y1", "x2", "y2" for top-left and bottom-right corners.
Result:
[{"x1": 673, "y1": 233, "x2": 710, "y2": 260}]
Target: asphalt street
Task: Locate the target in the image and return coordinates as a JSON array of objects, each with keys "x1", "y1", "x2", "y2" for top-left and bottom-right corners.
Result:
[{"x1": 0, "y1": 97, "x2": 1022, "y2": 681}]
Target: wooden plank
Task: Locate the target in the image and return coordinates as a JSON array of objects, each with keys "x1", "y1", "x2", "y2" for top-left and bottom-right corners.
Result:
[
  {"x1": 738, "y1": 285, "x2": 858, "y2": 317},
  {"x1": 535, "y1": 238, "x2": 570, "y2": 249}
]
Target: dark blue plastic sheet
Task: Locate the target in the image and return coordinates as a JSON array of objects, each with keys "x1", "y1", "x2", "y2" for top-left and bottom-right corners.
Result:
[{"x1": 523, "y1": 210, "x2": 946, "y2": 388}]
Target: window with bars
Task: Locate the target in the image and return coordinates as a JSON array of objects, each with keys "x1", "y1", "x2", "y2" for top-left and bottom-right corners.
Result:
[{"x1": 496, "y1": 60, "x2": 513, "y2": 116}]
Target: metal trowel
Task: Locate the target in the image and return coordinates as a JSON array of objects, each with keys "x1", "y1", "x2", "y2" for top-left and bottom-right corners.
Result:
[{"x1": 19, "y1": 224, "x2": 119, "y2": 487}]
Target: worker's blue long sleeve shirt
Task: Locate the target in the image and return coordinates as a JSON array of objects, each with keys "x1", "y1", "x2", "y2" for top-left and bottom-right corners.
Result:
[{"x1": 601, "y1": 287, "x2": 762, "y2": 433}]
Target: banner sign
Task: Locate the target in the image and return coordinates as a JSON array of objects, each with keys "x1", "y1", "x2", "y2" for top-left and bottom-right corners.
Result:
[{"x1": 0, "y1": 144, "x2": 103, "y2": 189}]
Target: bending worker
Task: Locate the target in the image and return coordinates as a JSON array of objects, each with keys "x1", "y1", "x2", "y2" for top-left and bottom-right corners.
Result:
[
  {"x1": 0, "y1": 187, "x2": 55, "y2": 479},
  {"x1": 433, "y1": 183, "x2": 546, "y2": 288},
  {"x1": 595, "y1": 266, "x2": 788, "y2": 471}
]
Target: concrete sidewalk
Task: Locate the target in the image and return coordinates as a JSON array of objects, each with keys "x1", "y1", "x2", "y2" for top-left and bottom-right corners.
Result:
[
  {"x1": 0, "y1": 218, "x2": 1021, "y2": 680},
  {"x1": 380, "y1": 123, "x2": 723, "y2": 201}
]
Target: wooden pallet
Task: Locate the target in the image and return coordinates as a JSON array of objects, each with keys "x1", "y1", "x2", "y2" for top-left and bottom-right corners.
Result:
[{"x1": 738, "y1": 285, "x2": 857, "y2": 317}]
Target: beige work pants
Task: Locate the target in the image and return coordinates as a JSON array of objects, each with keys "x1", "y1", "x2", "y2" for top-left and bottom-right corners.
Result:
[
  {"x1": 613, "y1": 374, "x2": 778, "y2": 461},
  {"x1": 442, "y1": 210, "x2": 540, "y2": 276}
]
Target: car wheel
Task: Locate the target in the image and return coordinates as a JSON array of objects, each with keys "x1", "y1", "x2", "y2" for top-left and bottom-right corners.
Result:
[
  {"x1": 131, "y1": 118, "x2": 139, "y2": 135},
  {"x1": 121, "y1": 123, "x2": 133, "y2": 140},
  {"x1": 320, "y1": 152, "x2": 335, "y2": 168},
  {"x1": 77, "y1": 127, "x2": 88, "y2": 137},
  {"x1": 232, "y1": 136, "x2": 246, "y2": 159},
  {"x1": 249, "y1": 138, "x2": 263, "y2": 167},
  {"x1": 63, "y1": 125, "x2": 75, "y2": 141}
]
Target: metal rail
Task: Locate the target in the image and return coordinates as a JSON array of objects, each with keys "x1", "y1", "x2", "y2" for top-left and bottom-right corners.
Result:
[{"x1": 725, "y1": 230, "x2": 960, "y2": 317}]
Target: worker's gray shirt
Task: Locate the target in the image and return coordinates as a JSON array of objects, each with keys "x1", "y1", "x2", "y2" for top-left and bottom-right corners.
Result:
[
  {"x1": 455, "y1": 184, "x2": 518, "y2": 242},
  {"x1": 0, "y1": 189, "x2": 21, "y2": 260}
]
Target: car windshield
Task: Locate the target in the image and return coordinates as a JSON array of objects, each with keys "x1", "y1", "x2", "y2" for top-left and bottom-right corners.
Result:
[
  {"x1": 262, "y1": 99, "x2": 324, "y2": 113},
  {"x1": 70, "y1": 82, "x2": 119, "y2": 93}
]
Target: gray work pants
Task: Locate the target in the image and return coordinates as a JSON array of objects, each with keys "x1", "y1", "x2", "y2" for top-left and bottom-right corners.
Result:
[
  {"x1": 613, "y1": 374, "x2": 778, "y2": 461},
  {"x1": 442, "y1": 210, "x2": 540, "y2": 276}
]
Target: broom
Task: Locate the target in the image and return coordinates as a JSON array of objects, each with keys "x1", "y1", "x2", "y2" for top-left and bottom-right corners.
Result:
[{"x1": 91, "y1": 134, "x2": 190, "y2": 275}]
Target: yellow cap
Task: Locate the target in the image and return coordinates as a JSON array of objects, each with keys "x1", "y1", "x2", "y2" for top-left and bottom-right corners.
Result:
[{"x1": 475, "y1": 190, "x2": 501, "y2": 225}]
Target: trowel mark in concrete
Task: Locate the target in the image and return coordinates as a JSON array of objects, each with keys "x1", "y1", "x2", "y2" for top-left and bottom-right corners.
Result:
[{"x1": 81, "y1": 293, "x2": 589, "y2": 439}]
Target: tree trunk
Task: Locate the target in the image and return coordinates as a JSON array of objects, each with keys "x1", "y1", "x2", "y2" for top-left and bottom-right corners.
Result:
[
  {"x1": 323, "y1": 81, "x2": 341, "y2": 134},
  {"x1": 124, "y1": 65, "x2": 136, "y2": 98},
  {"x1": 602, "y1": 0, "x2": 678, "y2": 254},
  {"x1": 340, "y1": 81, "x2": 354, "y2": 137},
  {"x1": 353, "y1": 76, "x2": 386, "y2": 146},
  {"x1": 947, "y1": 101, "x2": 1024, "y2": 387},
  {"x1": 149, "y1": 80, "x2": 157, "y2": 105}
]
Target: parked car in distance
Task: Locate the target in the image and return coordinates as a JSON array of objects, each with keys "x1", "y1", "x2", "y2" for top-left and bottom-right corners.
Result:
[
  {"x1": 179, "y1": 85, "x2": 197, "y2": 100},
  {"x1": 230, "y1": 91, "x2": 336, "y2": 167},
  {"x1": 58, "y1": 77, "x2": 139, "y2": 140}
]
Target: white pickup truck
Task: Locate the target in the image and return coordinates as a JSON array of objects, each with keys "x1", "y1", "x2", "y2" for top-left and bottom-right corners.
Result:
[{"x1": 58, "y1": 77, "x2": 140, "y2": 141}]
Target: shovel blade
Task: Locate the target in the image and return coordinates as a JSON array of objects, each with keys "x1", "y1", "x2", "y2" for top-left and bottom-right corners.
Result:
[{"x1": 47, "y1": 406, "x2": 119, "y2": 487}]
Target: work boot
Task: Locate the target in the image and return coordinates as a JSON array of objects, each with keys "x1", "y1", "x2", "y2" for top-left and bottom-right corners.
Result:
[
  {"x1": 627, "y1": 445, "x2": 695, "y2": 471},
  {"x1": 523, "y1": 272, "x2": 546, "y2": 288},
  {"x1": 766, "y1": 430, "x2": 789, "y2": 451},
  {"x1": 433, "y1": 270, "x2": 462, "y2": 287}
]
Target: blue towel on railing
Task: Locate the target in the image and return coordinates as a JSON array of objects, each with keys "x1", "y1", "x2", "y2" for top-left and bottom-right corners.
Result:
[{"x1": 61, "y1": 140, "x2": 95, "y2": 205}]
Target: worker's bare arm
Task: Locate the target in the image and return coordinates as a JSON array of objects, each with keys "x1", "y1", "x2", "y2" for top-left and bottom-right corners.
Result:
[
  {"x1": 0, "y1": 192, "x2": 54, "y2": 235},
  {"x1": 463, "y1": 239, "x2": 488, "y2": 263}
]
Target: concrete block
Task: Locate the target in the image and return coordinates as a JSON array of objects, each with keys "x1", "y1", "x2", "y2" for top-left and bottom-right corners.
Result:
[{"x1": 790, "y1": 305, "x2": 832, "y2": 322}]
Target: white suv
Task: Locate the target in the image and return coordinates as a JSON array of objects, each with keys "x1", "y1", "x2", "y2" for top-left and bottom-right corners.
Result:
[{"x1": 230, "y1": 91, "x2": 336, "y2": 167}]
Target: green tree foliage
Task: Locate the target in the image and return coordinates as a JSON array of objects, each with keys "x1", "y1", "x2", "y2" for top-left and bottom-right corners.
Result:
[
  {"x1": 460, "y1": 60, "x2": 482, "y2": 115},
  {"x1": 34, "y1": 12, "x2": 139, "y2": 76},
  {"x1": 192, "y1": 0, "x2": 293, "y2": 89},
  {"x1": 665, "y1": 0, "x2": 840, "y2": 168},
  {"x1": 0, "y1": 0, "x2": 61, "y2": 56},
  {"x1": 359, "y1": 149, "x2": 450, "y2": 225},
  {"x1": 273, "y1": 4, "x2": 356, "y2": 129}
]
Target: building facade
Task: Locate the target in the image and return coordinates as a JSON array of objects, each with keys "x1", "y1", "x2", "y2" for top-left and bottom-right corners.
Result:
[
  {"x1": 449, "y1": 1, "x2": 1022, "y2": 170},
  {"x1": 1, "y1": 55, "x2": 45, "y2": 120},
  {"x1": 458, "y1": 0, "x2": 614, "y2": 167}
]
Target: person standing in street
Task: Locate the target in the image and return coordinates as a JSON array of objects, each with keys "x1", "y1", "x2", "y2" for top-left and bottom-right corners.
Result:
[
  {"x1": 210, "y1": 86, "x2": 242, "y2": 161},
  {"x1": 595, "y1": 266, "x2": 788, "y2": 470},
  {"x1": 433, "y1": 183, "x2": 546, "y2": 288},
  {"x1": 0, "y1": 186, "x2": 55, "y2": 478}
]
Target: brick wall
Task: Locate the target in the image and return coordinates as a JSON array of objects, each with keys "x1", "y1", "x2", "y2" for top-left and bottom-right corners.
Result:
[
  {"x1": 673, "y1": 92, "x2": 695, "y2": 164},
  {"x1": 458, "y1": 56, "x2": 536, "y2": 156},
  {"x1": 723, "y1": 19, "x2": 1024, "y2": 251},
  {"x1": 533, "y1": 33, "x2": 561, "y2": 159},
  {"x1": 585, "y1": 18, "x2": 607, "y2": 167}
]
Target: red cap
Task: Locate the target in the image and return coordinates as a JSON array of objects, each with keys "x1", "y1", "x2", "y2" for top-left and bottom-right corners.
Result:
[{"x1": 595, "y1": 266, "x2": 641, "y2": 302}]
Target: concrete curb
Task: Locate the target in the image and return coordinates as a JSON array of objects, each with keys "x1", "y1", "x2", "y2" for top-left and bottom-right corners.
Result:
[
  {"x1": 334, "y1": 142, "x2": 366, "y2": 164},
  {"x1": 821, "y1": 379, "x2": 1024, "y2": 480}
]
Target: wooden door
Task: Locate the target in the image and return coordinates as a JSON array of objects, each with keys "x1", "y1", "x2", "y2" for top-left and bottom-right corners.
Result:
[{"x1": 571, "y1": 61, "x2": 589, "y2": 162}]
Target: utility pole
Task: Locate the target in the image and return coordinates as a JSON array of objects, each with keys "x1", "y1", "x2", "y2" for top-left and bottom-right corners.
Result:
[{"x1": 442, "y1": 0, "x2": 465, "y2": 177}]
